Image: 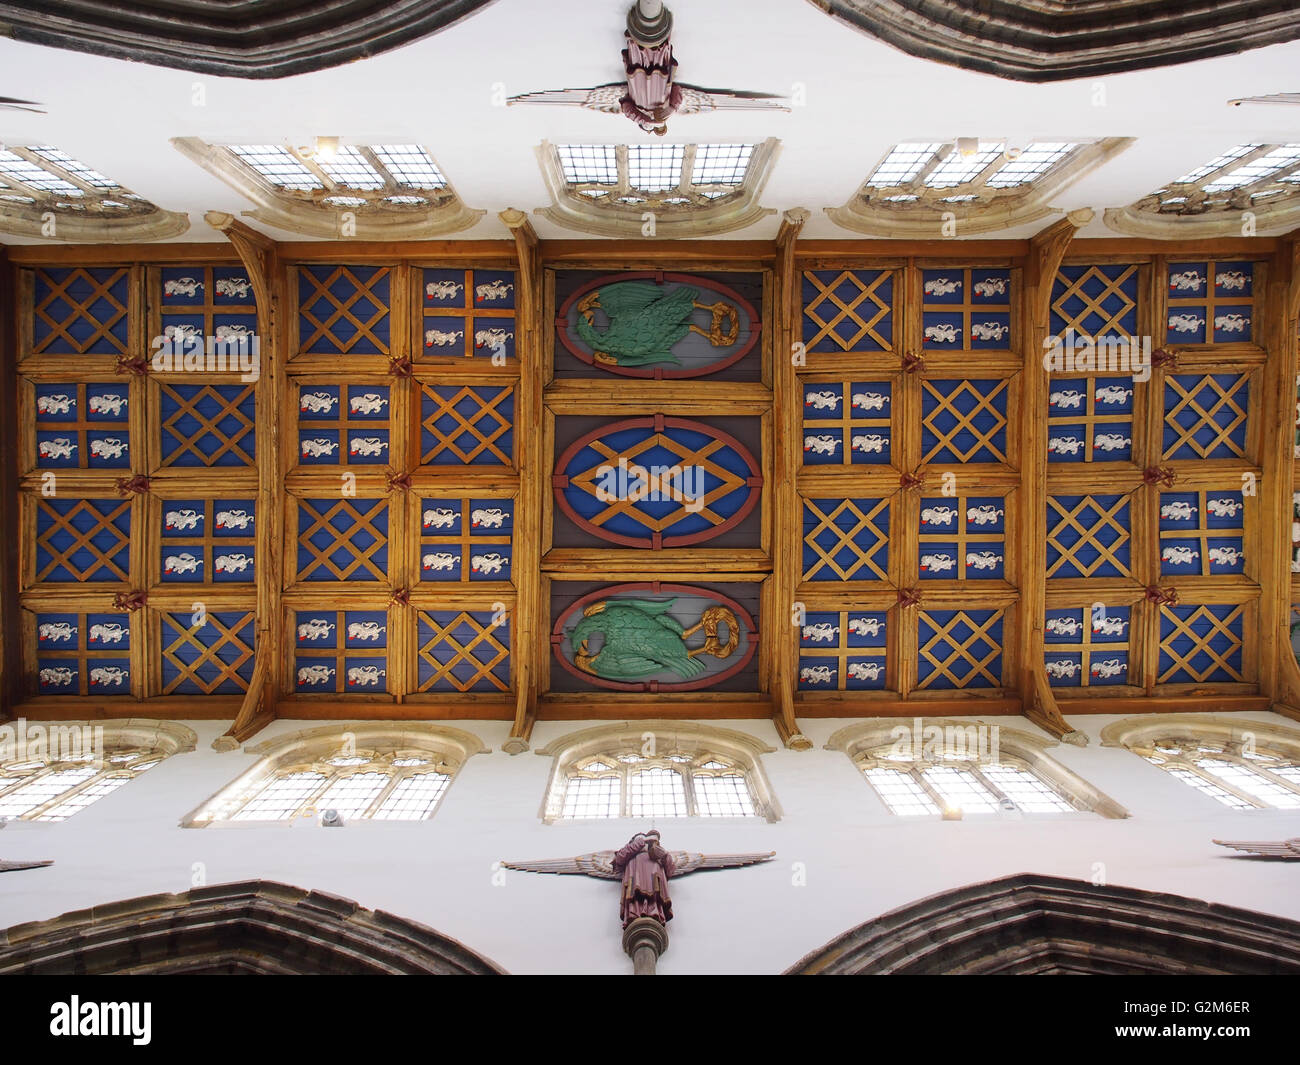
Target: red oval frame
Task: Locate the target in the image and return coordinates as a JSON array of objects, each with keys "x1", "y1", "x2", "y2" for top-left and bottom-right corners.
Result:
[
  {"x1": 551, "y1": 582, "x2": 759, "y2": 692},
  {"x1": 553, "y1": 416, "x2": 762, "y2": 549},
  {"x1": 556, "y1": 271, "x2": 761, "y2": 379}
]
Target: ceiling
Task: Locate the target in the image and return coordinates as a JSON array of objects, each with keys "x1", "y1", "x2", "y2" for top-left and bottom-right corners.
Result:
[{"x1": 1, "y1": 0, "x2": 1299, "y2": 244}]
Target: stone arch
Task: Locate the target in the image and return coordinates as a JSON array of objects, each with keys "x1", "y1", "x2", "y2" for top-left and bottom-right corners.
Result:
[
  {"x1": 0, "y1": 881, "x2": 505, "y2": 974},
  {"x1": 788, "y1": 874, "x2": 1300, "y2": 974}
]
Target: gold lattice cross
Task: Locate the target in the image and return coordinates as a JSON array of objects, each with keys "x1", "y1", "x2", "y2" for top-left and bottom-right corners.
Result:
[
  {"x1": 297, "y1": 266, "x2": 391, "y2": 355},
  {"x1": 32, "y1": 267, "x2": 129, "y2": 355},
  {"x1": 416, "y1": 610, "x2": 510, "y2": 693},
  {"x1": 920, "y1": 379, "x2": 1009, "y2": 464},
  {"x1": 296, "y1": 498, "x2": 389, "y2": 581},
  {"x1": 802, "y1": 270, "x2": 893, "y2": 351},
  {"x1": 917, "y1": 610, "x2": 1003, "y2": 689},
  {"x1": 419, "y1": 384, "x2": 514, "y2": 465},
  {"x1": 1158, "y1": 604, "x2": 1245, "y2": 683},
  {"x1": 1162, "y1": 374, "x2": 1249, "y2": 460},
  {"x1": 159, "y1": 610, "x2": 255, "y2": 694},
  {"x1": 35, "y1": 499, "x2": 131, "y2": 582},
  {"x1": 1050, "y1": 265, "x2": 1139, "y2": 339},
  {"x1": 1045, "y1": 495, "x2": 1131, "y2": 578},
  {"x1": 159, "y1": 384, "x2": 256, "y2": 467},
  {"x1": 801, "y1": 498, "x2": 891, "y2": 581}
]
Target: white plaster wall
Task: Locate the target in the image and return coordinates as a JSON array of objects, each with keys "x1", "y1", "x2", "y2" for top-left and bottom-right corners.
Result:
[{"x1": 2, "y1": 711, "x2": 1299, "y2": 975}]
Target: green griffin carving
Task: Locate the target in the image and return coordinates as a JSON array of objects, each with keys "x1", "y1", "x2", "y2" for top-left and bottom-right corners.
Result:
[
  {"x1": 568, "y1": 598, "x2": 739, "y2": 681},
  {"x1": 574, "y1": 281, "x2": 739, "y2": 367}
]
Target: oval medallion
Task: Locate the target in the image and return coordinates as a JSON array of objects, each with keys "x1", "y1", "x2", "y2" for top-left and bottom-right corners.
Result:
[
  {"x1": 557, "y1": 272, "x2": 759, "y2": 378},
  {"x1": 554, "y1": 417, "x2": 762, "y2": 549},
  {"x1": 552, "y1": 583, "x2": 758, "y2": 692}
]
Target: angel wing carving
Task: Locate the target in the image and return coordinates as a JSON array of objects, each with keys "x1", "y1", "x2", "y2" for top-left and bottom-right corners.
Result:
[
  {"x1": 0, "y1": 858, "x2": 53, "y2": 873},
  {"x1": 507, "y1": 84, "x2": 788, "y2": 115},
  {"x1": 501, "y1": 851, "x2": 620, "y2": 879},
  {"x1": 502, "y1": 849, "x2": 776, "y2": 878},
  {"x1": 0, "y1": 96, "x2": 45, "y2": 114},
  {"x1": 1228, "y1": 93, "x2": 1300, "y2": 108},
  {"x1": 1213, "y1": 838, "x2": 1300, "y2": 859},
  {"x1": 669, "y1": 851, "x2": 776, "y2": 875}
]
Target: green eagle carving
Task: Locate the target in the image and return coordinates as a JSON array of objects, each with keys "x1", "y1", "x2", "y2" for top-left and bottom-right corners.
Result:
[
  {"x1": 568, "y1": 598, "x2": 740, "y2": 681},
  {"x1": 573, "y1": 281, "x2": 738, "y2": 367}
]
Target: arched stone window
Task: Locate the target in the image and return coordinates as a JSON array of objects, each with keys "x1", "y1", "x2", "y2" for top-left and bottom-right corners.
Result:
[
  {"x1": 534, "y1": 139, "x2": 778, "y2": 236},
  {"x1": 828, "y1": 138, "x2": 1130, "y2": 236},
  {"x1": 185, "y1": 724, "x2": 485, "y2": 825},
  {"x1": 171, "y1": 138, "x2": 483, "y2": 238},
  {"x1": 828, "y1": 719, "x2": 1127, "y2": 819},
  {"x1": 537, "y1": 722, "x2": 780, "y2": 823},
  {"x1": 0, "y1": 721, "x2": 195, "y2": 822},
  {"x1": 0, "y1": 145, "x2": 188, "y2": 240},
  {"x1": 1102, "y1": 715, "x2": 1300, "y2": 810},
  {"x1": 1105, "y1": 144, "x2": 1300, "y2": 238}
]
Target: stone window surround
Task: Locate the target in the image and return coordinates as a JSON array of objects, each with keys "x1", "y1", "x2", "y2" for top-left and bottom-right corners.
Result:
[
  {"x1": 171, "y1": 137, "x2": 485, "y2": 239},
  {"x1": 533, "y1": 138, "x2": 780, "y2": 238},
  {"x1": 1100, "y1": 713, "x2": 1300, "y2": 808},
  {"x1": 534, "y1": 720, "x2": 782, "y2": 823},
  {"x1": 828, "y1": 137, "x2": 1133, "y2": 237},
  {"x1": 827, "y1": 718, "x2": 1129, "y2": 819},
  {"x1": 181, "y1": 722, "x2": 487, "y2": 827}
]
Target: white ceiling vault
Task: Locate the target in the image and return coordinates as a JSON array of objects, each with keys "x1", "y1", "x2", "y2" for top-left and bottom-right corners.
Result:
[{"x1": 0, "y1": 0, "x2": 1298, "y2": 243}]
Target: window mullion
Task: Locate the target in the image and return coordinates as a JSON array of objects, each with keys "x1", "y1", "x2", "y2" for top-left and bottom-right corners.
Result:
[
  {"x1": 365, "y1": 771, "x2": 404, "y2": 817},
  {"x1": 1190, "y1": 761, "x2": 1263, "y2": 808}
]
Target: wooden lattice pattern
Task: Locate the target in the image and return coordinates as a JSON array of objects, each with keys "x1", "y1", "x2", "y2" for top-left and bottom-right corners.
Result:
[
  {"x1": 1049, "y1": 264, "x2": 1139, "y2": 341},
  {"x1": 158, "y1": 383, "x2": 257, "y2": 467},
  {"x1": 1157, "y1": 604, "x2": 1245, "y2": 684},
  {"x1": 802, "y1": 497, "x2": 891, "y2": 582},
  {"x1": 802, "y1": 270, "x2": 894, "y2": 352},
  {"x1": 1045, "y1": 495, "x2": 1131, "y2": 579},
  {"x1": 562, "y1": 426, "x2": 755, "y2": 540},
  {"x1": 35, "y1": 498, "x2": 132, "y2": 583},
  {"x1": 916, "y1": 609, "x2": 1004, "y2": 690},
  {"x1": 159, "y1": 610, "x2": 256, "y2": 694},
  {"x1": 1162, "y1": 374, "x2": 1250, "y2": 461},
  {"x1": 920, "y1": 378, "x2": 1010, "y2": 465},
  {"x1": 296, "y1": 498, "x2": 389, "y2": 582},
  {"x1": 32, "y1": 267, "x2": 130, "y2": 355},
  {"x1": 420, "y1": 384, "x2": 514, "y2": 466},
  {"x1": 297, "y1": 265, "x2": 391, "y2": 355},
  {"x1": 416, "y1": 609, "x2": 510, "y2": 693}
]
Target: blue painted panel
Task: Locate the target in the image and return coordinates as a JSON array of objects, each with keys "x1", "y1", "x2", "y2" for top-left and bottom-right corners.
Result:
[
  {"x1": 36, "y1": 499, "x2": 130, "y2": 582},
  {"x1": 33, "y1": 268, "x2": 129, "y2": 353}
]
